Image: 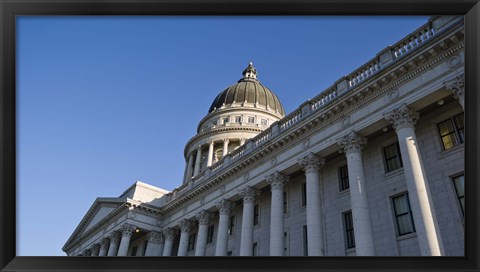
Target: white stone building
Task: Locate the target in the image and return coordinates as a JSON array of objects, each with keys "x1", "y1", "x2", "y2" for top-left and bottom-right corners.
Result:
[{"x1": 63, "y1": 15, "x2": 465, "y2": 257}]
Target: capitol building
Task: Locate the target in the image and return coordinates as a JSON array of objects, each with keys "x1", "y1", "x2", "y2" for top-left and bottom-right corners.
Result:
[{"x1": 63, "y1": 15, "x2": 465, "y2": 257}]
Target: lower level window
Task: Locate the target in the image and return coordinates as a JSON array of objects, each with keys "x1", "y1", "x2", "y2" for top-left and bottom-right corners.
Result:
[
  {"x1": 452, "y1": 175, "x2": 465, "y2": 216},
  {"x1": 392, "y1": 193, "x2": 415, "y2": 236},
  {"x1": 343, "y1": 211, "x2": 355, "y2": 249},
  {"x1": 252, "y1": 242, "x2": 258, "y2": 256},
  {"x1": 130, "y1": 246, "x2": 138, "y2": 256},
  {"x1": 188, "y1": 233, "x2": 196, "y2": 251}
]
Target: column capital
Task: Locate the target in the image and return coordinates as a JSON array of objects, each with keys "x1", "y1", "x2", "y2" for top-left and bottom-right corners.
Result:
[
  {"x1": 336, "y1": 131, "x2": 367, "y2": 154},
  {"x1": 208, "y1": 140, "x2": 215, "y2": 145},
  {"x1": 178, "y1": 219, "x2": 193, "y2": 233},
  {"x1": 196, "y1": 210, "x2": 212, "y2": 226},
  {"x1": 444, "y1": 74, "x2": 464, "y2": 101},
  {"x1": 147, "y1": 230, "x2": 164, "y2": 244},
  {"x1": 216, "y1": 199, "x2": 233, "y2": 215},
  {"x1": 223, "y1": 138, "x2": 230, "y2": 143},
  {"x1": 83, "y1": 249, "x2": 92, "y2": 256},
  {"x1": 120, "y1": 223, "x2": 137, "y2": 237},
  {"x1": 109, "y1": 231, "x2": 121, "y2": 243},
  {"x1": 239, "y1": 186, "x2": 259, "y2": 204},
  {"x1": 266, "y1": 171, "x2": 289, "y2": 191},
  {"x1": 163, "y1": 228, "x2": 177, "y2": 241},
  {"x1": 100, "y1": 238, "x2": 110, "y2": 248},
  {"x1": 298, "y1": 153, "x2": 325, "y2": 174},
  {"x1": 91, "y1": 244, "x2": 100, "y2": 256},
  {"x1": 384, "y1": 103, "x2": 419, "y2": 130}
]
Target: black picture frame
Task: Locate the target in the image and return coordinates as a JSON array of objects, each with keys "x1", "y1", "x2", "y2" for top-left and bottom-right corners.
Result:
[{"x1": 1, "y1": 1, "x2": 479, "y2": 272}]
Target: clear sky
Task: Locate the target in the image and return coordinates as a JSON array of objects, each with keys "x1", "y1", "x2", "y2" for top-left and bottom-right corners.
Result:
[{"x1": 17, "y1": 15, "x2": 429, "y2": 256}]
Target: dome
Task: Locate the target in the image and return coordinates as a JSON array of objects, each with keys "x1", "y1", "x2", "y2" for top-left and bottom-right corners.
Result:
[{"x1": 208, "y1": 63, "x2": 286, "y2": 116}]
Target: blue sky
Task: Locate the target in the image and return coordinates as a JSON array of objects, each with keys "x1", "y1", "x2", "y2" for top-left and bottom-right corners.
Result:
[{"x1": 17, "y1": 16, "x2": 429, "y2": 256}]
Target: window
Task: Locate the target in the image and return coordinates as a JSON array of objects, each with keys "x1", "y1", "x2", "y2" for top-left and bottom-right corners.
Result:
[
  {"x1": 188, "y1": 233, "x2": 196, "y2": 251},
  {"x1": 142, "y1": 240, "x2": 148, "y2": 256},
  {"x1": 227, "y1": 250, "x2": 233, "y2": 256},
  {"x1": 235, "y1": 116, "x2": 242, "y2": 123},
  {"x1": 283, "y1": 231, "x2": 288, "y2": 256},
  {"x1": 339, "y1": 165, "x2": 349, "y2": 191},
  {"x1": 253, "y1": 204, "x2": 259, "y2": 226},
  {"x1": 130, "y1": 246, "x2": 138, "y2": 256},
  {"x1": 207, "y1": 225, "x2": 215, "y2": 243},
  {"x1": 392, "y1": 193, "x2": 415, "y2": 236},
  {"x1": 261, "y1": 119, "x2": 268, "y2": 126},
  {"x1": 212, "y1": 119, "x2": 218, "y2": 126},
  {"x1": 343, "y1": 211, "x2": 355, "y2": 249},
  {"x1": 301, "y1": 182, "x2": 307, "y2": 206},
  {"x1": 303, "y1": 225, "x2": 308, "y2": 256},
  {"x1": 252, "y1": 242, "x2": 258, "y2": 256},
  {"x1": 452, "y1": 175, "x2": 465, "y2": 216},
  {"x1": 228, "y1": 216, "x2": 235, "y2": 235},
  {"x1": 283, "y1": 191, "x2": 288, "y2": 214},
  {"x1": 437, "y1": 113, "x2": 465, "y2": 150},
  {"x1": 248, "y1": 116, "x2": 255, "y2": 124},
  {"x1": 223, "y1": 117, "x2": 230, "y2": 124},
  {"x1": 384, "y1": 142, "x2": 403, "y2": 172}
]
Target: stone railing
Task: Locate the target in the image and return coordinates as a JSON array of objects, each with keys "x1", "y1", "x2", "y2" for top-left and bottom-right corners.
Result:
[{"x1": 167, "y1": 16, "x2": 461, "y2": 201}]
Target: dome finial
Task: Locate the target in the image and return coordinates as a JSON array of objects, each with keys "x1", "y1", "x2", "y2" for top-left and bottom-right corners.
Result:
[{"x1": 242, "y1": 62, "x2": 257, "y2": 81}]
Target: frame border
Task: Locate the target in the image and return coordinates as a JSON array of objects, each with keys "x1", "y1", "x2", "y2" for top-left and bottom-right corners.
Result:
[{"x1": 1, "y1": 1, "x2": 479, "y2": 272}]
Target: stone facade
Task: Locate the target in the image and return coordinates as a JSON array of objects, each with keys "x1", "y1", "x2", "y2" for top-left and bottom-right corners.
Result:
[{"x1": 63, "y1": 16, "x2": 465, "y2": 257}]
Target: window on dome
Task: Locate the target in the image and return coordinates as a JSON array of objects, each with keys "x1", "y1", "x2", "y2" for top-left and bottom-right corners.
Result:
[
  {"x1": 261, "y1": 119, "x2": 268, "y2": 126},
  {"x1": 212, "y1": 119, "x2": 218, "y2": 126},
  {"x1": 235, "y1": 116, "x2": 242, "y2": 123},
  {"x1": 248, "y1": 117, "x2": 255, "y2": 124},
  {"x1": 223, "y1": 117, "x2": 230, "y2": 124}
]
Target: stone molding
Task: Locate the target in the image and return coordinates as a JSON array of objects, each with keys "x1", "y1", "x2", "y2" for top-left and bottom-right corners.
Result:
[
  {"x1": 178, "y1": 219, "x2": 193, "y2": 233},
  {"x1": 196, "y1": 210, "x2": 212, "y2": 225},
  {"x1": 147, "y1": 231, "x2": 164, "y2": 244},
  {"x1": 239, "y1": 187, "x2": 259, "y2": 204},
  {"x1": 298, "y1": 153, "x2": 325, "y2": 174},
  {"x1": 336, "y1": 131, "x2": 367, "y2": 154},
  {"x1": 444, "y1": 74, "x2": 464, "y2": 101},
  {"x1": 384, "y1": 103, "x2": 419, "y2": 130},
  {"x1": 120, "y1": 223, "x2": 137, "y2": 237},
  {"x1": 266, "y1": 171, "x2": 289, "y2": 191},
  {"x1": 216, "y1": 199, "x2": 233, "y2": 215},
  {"x1": 163, "y1": 228, "x2": 177, "y2": 241}
]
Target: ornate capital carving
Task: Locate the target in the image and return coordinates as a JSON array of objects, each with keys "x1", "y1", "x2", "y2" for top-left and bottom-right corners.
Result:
[
  {"x1": 178, "y1": 219, "x2": 193, "y2": 233},
  {"x1": 216, "y1": 199, "x2": 233, "y2": 215},
  {"x1": 384, "y1": 103, "x2": 419, "y2": 130},
  {"x1": 100, "y1": 238, "x2": 110, "y2": 249},
  {"x1": 109, "y1": 231, "x2": 121, "y2": 243},
  {"x1": 298, "y1": 153, "x2": 325, "y2": 174},
  {"x1": 91, "y1": 244, "x2": 100, "y2": 255},
  {"x1": 83, "y1": 249, "x2": 91, "y2": 256},
  {"x1": 444, "y1": 74, "x2": 464, "y2": 101},
  {"x1": 239, "y1": 186, "x2": 259, "y2": 204},
  {"x1": 163, "y1": 228, "x2": 177, "y2": 241},
  {"x1": 120, "y1": 223, "x2": 136, "y2": 237},
  {"x1": 196, "y1": 210, "x2": 212, "y2": 225},
  {"x1": 147, "y1": 231, "x2": 164, "y2": 244},
  {"x1": 266, "y1": 171, "x2": 289, "y2": 191},
  {"x1": 336, "y1": 131, "x2": 367, "y2": 154}
]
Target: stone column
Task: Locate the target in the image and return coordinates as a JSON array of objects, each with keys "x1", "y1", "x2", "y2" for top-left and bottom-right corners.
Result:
[
  {"x1": 144, "y1": 231, "x2": 163, "y2": 256},
  {"x1": 162, "y1": 228, "x2": 177, "y2": 256},
  {"x1": 266, "y1": 171, "x2": 289, "y2": 256},
  {"x1": 193, "y1": 146, "x2": 202, "y2": 176},
  {"x1": 385, "y1": 104, "x2": 444, "y2": 256},
  {"x1": 177, "y1": 219, "x2": 193, "y2": 256},
  {"x1": 337, "y1": 131, "x2": 376, "y2": 256},
  {"x1": 444, "y1": 74, "x2": 465, "y2": 111},
  {"x1": 298, "y1": 153, "x2": 325, "y2": 256},
  {"x1": 239, "y1": 187, "x2": 259, "y2": 256},
  {"x1": 222, "y1": 139, "x2": 230, "y2": 157},
  {"x1": 184, "y1": 153, "x2": 194, "y2": 183},
  {"x1": 215, "y1": 200, "x2": 233, "y2": 256},
  {"x1": 207, "y1": 141, "x2": 215, "y2": 167},
  {"x1": 91, "y1": 244, "x2": 100, "y2": 256},
  {"x1": 98, "y1": 238, "x2": 109, "y2": 256},
  {"x1": 195, "y1": 210, "x2": 212, "y2": 256},
  {"x1": 107, "y1": 232, "x2": 121, "y2": 256},
  {"x1": 116, "y1": 224, "x2": 136, "y2": 256}
]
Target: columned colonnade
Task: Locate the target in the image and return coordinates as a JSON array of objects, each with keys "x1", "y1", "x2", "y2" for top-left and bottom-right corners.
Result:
[{"x1": 80, "y1": 102, "x2": 450, "y2": 256}]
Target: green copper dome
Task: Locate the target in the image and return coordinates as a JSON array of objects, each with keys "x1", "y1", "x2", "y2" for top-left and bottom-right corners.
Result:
[{"x1": 208, "y1": 63, "x2": 286, "y2": 116}]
